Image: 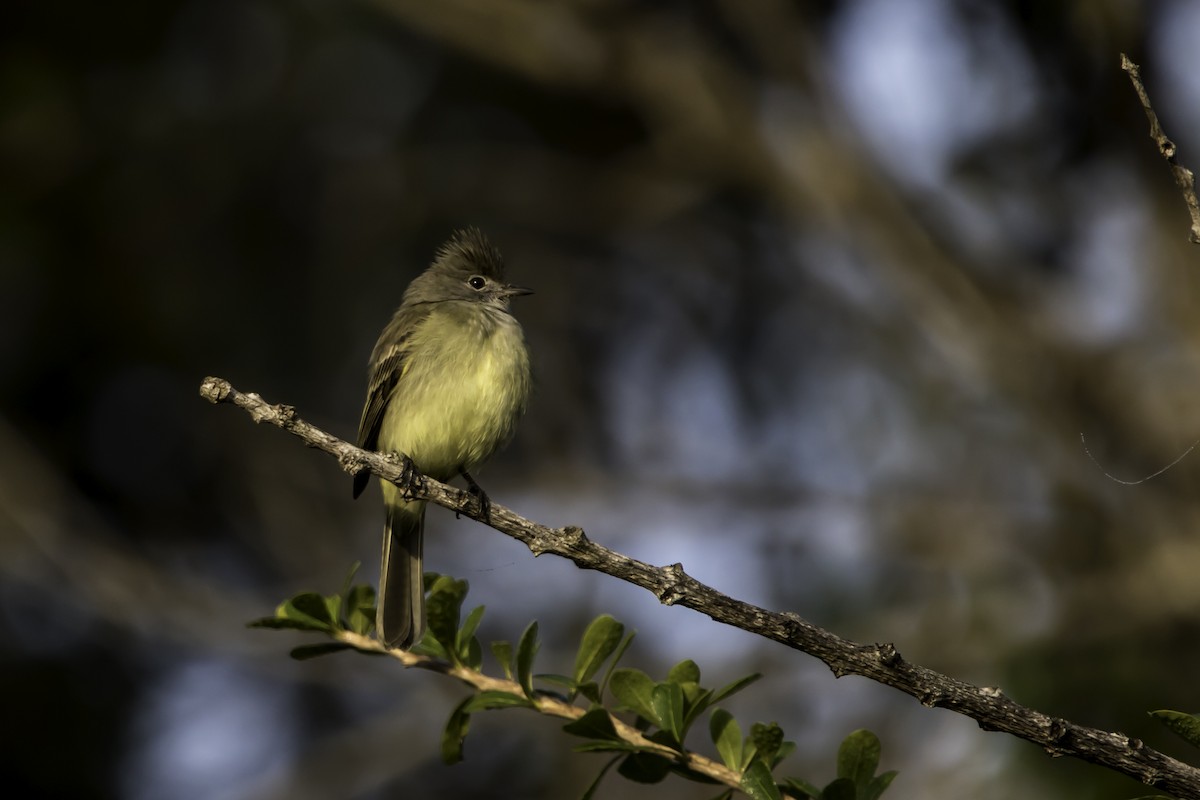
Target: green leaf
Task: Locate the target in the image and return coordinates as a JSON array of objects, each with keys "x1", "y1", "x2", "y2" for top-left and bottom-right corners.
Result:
[
  {"x1": 837, "y1": 729, "x2": 881, "y2": 793},
  {"x1": 277, "y1": 593, "x2": 334, "y2": 631},
  {"x1": 491, "y1": 641, "x2": 514, "y2": 680},
  {"x1": 781, "y1": 777, "x2": 823, "y2": 799},
  {"x1": 536, "y1": 673, "x2": 577, "y2": 691},
  {"x1": 1150, "y1": 710, "x2": 1200, "y2": 750},
  {"x1": 572, "y1": 741, "x2": 648, "y2": 754},
  {"x1": 598, "y1": 631, "x2": 636, "y2": 697},
  {"x1": 821, "y1": 777, "x2": 857, "y2": 800},
  {"x1": 456, "y1": 605, "x2": 486, "y2": 659},
  {"x1": 610, "y1": 668, "x2": 657, "y2": 721},
  {"x1": 750, "y1": 722, "x2": 785, "y2": 767},
  {"x1": 646, "y1": 728, "x2": 682, "y2": 749},
  {"x1": 864, "y1": 770, "x2": 898, "y2": 800},
  {"x1": 563, "y1": 707, "x2": 622, "y2": 741},
  {"x1": 710, "y1": 672, "x2": 763, "y2": 705},
  {"x1": 463, "y1": 636, "x2": 483, "y2": 670},
  {"x1": 247, "y1": 617, "x2": 326, "y2": 631},
  {"x1": 681, "y1": 687, "x2": 715, "y2": 734},
  {"x1": 442, "y1": 697, "x2": 472, "y2": 764},
  {"x1": 323, "y1": 594, "x2": 341, "y2": 630},
  {"x1": 516, "y1": 621, "x2": 540, "y2": 698},
  {"x1": 739, "y1": 760, "x2": 781, "y2": 800},
  {"x1": 652, "y1": 682, "x2": 685, "y2": 746},
  {"x1": 740, "y1": 742, "x2": 759, "y2": 772},
  {"x1": 573, "y1": 615, "x2": 626, "y2": 685},
  {"x1": 667, "y1": 659, "x2": 701, "y2": 685},
  {"x1": 579, "y1": 755, "x2": 621, "y2": 800},
  {"x1": 425, "y1": 576, "x2": 468, "y2": 657},
  {"x1": 666, "y1": 761, "x2": 722, "y2": 786},
  {"x1": 772, "y1": 740, "x2": 797, "y2": 769},
  {"x1": 289, "y1": 643, "x2": 353, "y2": 660},
  {"x1": 412, "y1": 630, "x2": 446, "y2": 659},
  {"x1": 462, "y1": 690, "x2": 536, "y2": 712},
  {"x1": 710, "y1": 708, "x2": 742, "y2": 770},
  {"x1": 341, "y1": 560, "x2": 361, "y2": 587},
  {"x1": 617, "y1": 752, "x2": 672, "y2": 784},
  {"x1": 576, "y1": 681, "x2": 602, "y2": 704},
  {"x1": 344, "y1": 584, "x2": 376, "y2": 635}
]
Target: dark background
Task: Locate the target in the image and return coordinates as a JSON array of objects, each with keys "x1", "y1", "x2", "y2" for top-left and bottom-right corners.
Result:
[{"x1": 4, "y1": 1, "x2": 1200, "y2": 798}]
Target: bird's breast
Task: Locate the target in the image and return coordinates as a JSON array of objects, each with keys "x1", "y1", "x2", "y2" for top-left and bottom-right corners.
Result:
[{"x1": 378, "y1": 309, "x2": 530, "y2": 480}]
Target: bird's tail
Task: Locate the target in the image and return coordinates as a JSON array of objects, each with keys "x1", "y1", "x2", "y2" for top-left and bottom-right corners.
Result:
[{"x1": 378, "y1": 500, "x2": 425, "y2": 648}]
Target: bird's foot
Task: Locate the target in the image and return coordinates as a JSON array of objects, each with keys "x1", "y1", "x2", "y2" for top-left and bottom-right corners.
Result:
[
  {"x1": 397, "y1": 454, "x2": 423, "y2": 501},
  {"x1": 459, "y1": 470, "x2": 491, "y2": 522}
]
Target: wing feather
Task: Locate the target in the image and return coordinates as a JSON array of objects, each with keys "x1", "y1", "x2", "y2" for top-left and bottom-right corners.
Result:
[{"x1": 352, "y1": 306, "x2": 428, "y2": 498}]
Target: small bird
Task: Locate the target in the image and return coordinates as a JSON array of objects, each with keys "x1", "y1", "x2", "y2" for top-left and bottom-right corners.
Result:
[{"x1": 354, "y1": 228, "x2": 532, "y2": 648}]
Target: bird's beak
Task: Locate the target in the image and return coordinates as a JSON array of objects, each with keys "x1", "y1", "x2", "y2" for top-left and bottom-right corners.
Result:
[{"x1": 504, "y1": 284, "x2": 534, "y2": 298}]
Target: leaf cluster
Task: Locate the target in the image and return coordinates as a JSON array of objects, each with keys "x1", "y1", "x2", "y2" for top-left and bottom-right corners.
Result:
[
  {"x1": 247, "y1": 562, "x2": 377, "y2": 660},
  {"x1": 251, "y1": 570, "x2": 897, "y2": 800}
]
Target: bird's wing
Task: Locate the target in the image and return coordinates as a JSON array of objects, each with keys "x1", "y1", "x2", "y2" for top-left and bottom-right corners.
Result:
[{"x1": 353, "y1": 306, "x2": 427, "y2": 498}]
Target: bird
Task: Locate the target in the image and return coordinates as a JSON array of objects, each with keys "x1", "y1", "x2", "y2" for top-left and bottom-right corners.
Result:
[{"x1": 354, "y1": 228, "x2": 532, "y2": 648}]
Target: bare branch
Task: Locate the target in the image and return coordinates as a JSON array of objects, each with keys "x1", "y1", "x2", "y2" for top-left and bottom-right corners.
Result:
[
  {"x1": 200, "y1": 376, "x2": 1200, "y2": 798},
  {"x1": 1121, "y1": 53, "x2": 1200, "y2": 244}
]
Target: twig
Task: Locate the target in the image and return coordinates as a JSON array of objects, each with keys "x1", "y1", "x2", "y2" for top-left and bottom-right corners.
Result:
[
  {"x1": 200, "y1": 376, "x2": 1200, "y2": 798},
  {"x1": 332, "y1": 630, "x2": 746, "y2": 791},
  {"x1": 1121, "y1": 53, "x2": 1200, "y2": 244}
]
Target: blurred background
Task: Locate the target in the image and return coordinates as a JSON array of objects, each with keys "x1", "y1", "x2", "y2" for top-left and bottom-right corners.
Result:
[{"x1": 4, "y1": 0, "x2": 1200, "y2": 798}]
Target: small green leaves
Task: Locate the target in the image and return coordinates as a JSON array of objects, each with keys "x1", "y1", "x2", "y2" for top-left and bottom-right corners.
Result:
[
  {"x1": 740, "y1": 760, "x2": 782, "y2": 800},
  {"x1": 289, "y1": 643, "x2": 353, "y2": 660},
  {"x1": 426, "y1": 575, "x2": 469, "y2": 659},
  {"x1": 516, "y1": 621, "x2": 540, "y2": 698},
  {"x1": 564, "y1": 708, "x2": 623, "y2": 741},
  {"x1": 458, "y1": 605, "x2": 486, "y2": 653},
  {"x1": 864, "y1": 771, "x2": 898, "y2": 800},
  {"x1": 462, "y1": 691, "x2": 535, "y2": 712},
  {"x1": 574, "y1": 615, "x2": 625, "y2": 685},
  {"x1": 247, "y1": 562, "x2": 379, "y2": 646},
  {"x1": 711, "y1": 709, "x2": 743, "y2": 770},
  {"x1": 778, "y1": 729, "x2": 896, "y2": 800},
  {"x1": 617, "y1": 752, "x2": 673, "y2": 784},
  {"x1": 610, "y1": 668, "x2": 657, "y2": 720},
  {"x1": 820, "y1": 777, "x2": 857, "y2": 800},
  {"x1": 1150, "y1": 709, "x2": 1200, "y2": 750},
  {"x1": 251, "y1": 574, "x2": 898, "y2": 800},
  {"x1": 442, "y1": 697, "x2": 472, "y2": 765},
  {"x1": 711, "y1": 672, "x2": 763, "y2": 705},
  {"x1": 274, "y1": 593, "x2": 334, "y2": 631},
  {"x1": 651, "y1": 681, "x2": 685, "y2": 746},
  {"x1": 781, "y1": 776, "x2": 823, "y2": 799},
  {"x1": 668, "y1": 658, "x2": 701, "y2": 685},
  {"x1": 344, "y1": 584, "x2": 375, "y2": 635},
  {"x1": 491, "y1": 640, "x2": 514, "y2": 680},
  {"x1": 750, "y1": 722, "x2": 785, "y2": 768},
  {"x1": 837, "y1": 729, "x2": 882, "y2": 795}
]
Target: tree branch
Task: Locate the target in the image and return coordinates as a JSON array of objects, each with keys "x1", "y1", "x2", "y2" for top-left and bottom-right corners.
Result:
[
  {"x1": 331, "y1": 630, "x2": 746, "y2": 790},
  {"x1": 200, "y1": 376, "x2": 1200, "y2": 797},
  {"x1": 1121, "y1": 53, "x2": 1200, "y2": 245}
]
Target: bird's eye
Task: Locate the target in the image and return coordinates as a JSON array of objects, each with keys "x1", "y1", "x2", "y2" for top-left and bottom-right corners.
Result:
[{"x1": 468, "y1": 275, "x2": 486, "y2": 290}]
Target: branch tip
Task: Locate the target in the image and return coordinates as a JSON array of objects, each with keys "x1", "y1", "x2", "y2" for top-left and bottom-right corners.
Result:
[
  {"x1": 1119, "y1": 53, "x2": 1200, "y2": 244},
  {"x1": 199, "y1": 376, "x2": 232, "y2": 404}
]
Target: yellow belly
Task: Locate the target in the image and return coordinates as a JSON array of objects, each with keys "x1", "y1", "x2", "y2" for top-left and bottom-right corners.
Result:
[{"x1": 377, "y1": 307, "x2": 530, "y2": 482}]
